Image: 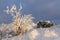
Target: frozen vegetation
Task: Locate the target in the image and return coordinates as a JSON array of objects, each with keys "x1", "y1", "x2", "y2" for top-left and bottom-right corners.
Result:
[{"x1": 0, "y1": 4, "x2": 60, "y2": 40}]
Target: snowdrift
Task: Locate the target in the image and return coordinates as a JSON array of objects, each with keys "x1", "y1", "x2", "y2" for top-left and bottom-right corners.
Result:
[{"x1": 2, "y1": 24, "x2": 60, "y2": 40}]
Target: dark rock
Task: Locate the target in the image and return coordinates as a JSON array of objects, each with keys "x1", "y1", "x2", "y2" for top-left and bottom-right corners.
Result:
[{"x1": 37, "y1": 20, "x2": 53, "y2": 28}]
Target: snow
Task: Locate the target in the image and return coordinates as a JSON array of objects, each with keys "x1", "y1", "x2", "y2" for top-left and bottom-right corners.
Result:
[{"x1": 2, "y1": 24, "x2": 60, "y2": 40}]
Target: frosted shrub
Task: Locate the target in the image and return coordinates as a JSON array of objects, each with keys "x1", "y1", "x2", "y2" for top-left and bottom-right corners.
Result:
[{"x1": 4, "y1": 4, "x2": 35, "y2": 35}]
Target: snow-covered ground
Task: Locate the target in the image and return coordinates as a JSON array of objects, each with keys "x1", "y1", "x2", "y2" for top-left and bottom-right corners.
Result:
[{"x1": 2, "y1": 24, "x2": 60, "y2": 40}]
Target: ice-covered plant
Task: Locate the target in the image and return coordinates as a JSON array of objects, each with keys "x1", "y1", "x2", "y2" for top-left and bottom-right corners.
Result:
[{"x1": 4, "y1": 4, "x2": 35, "y2": 35}]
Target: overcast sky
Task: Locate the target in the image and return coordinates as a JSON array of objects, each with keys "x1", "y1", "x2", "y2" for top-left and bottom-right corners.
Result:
[{"x1": 0, "y1": 0, "x2": 60, "y2": 24}]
